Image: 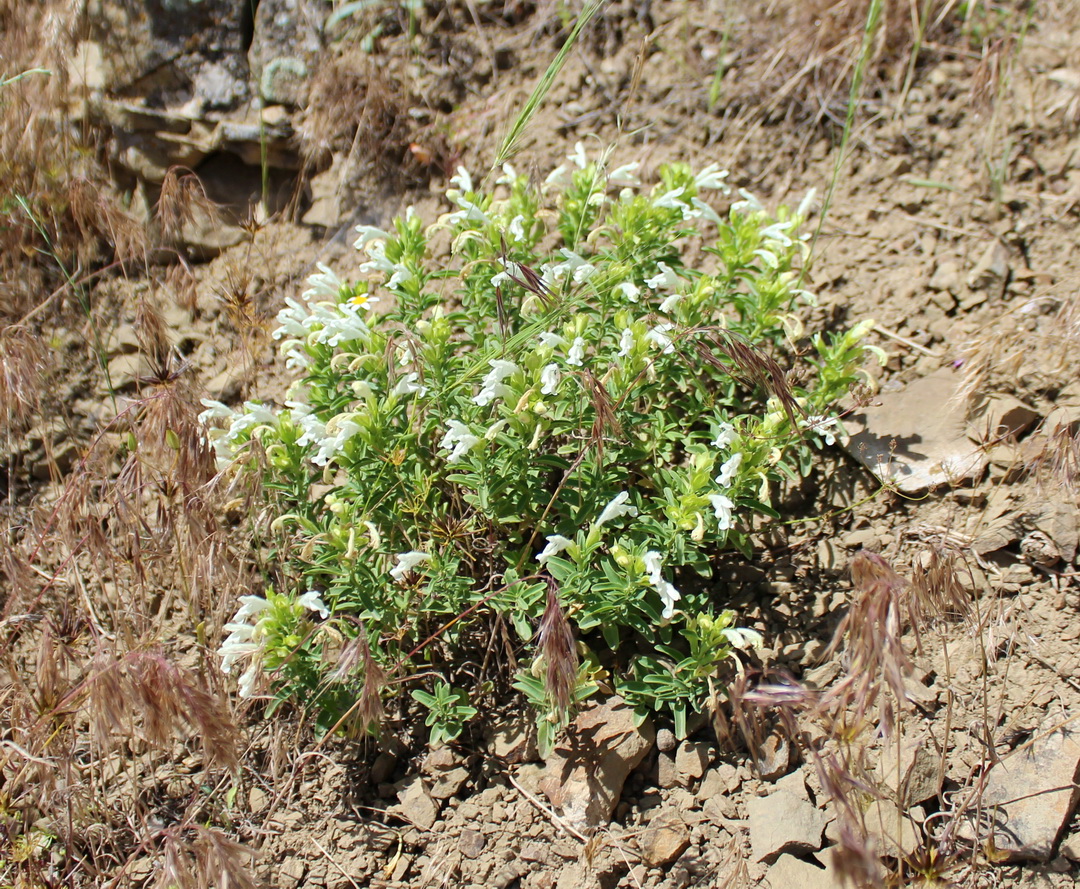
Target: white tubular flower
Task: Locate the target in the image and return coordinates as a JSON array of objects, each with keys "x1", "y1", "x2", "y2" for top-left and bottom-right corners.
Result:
[
  {"x1": 354, "y1": 224, "x2": 393, "y2": 250},
  {"x1": 618, "y1": 328, "x2": 635, "y2": 358},
  {"x1": 722, "y1": 627, "x2": 764, "y2": 650},
  {"x1": 653, "y1": 186, "x2": 686, "y2": 210},
  {"x1": 312, "y1": 414, "x2": 363, "y2": 467},
  {"x1": 445, "y1": 197, "x2": 492, "y2": 227},
  {"x1": 731, "y1": 188, "x2": 764, "y2": 214},
  {"x1": 568, "y1": 141, "x2": 588, "y2": 169},
  {"x1": 351, "y1": 380, "x2": 375, "y2": 399},
  {"x1": 798, "y1": 188, "x2": 818, "y2": 218},
  {"x1": 608, "y1": 161, "x2": 641, "y2": 186},
  {"x1": 388, "y1": 264, "x2": 413, "y2": 289},
  {"x1": 297, "y1": 591, "x2": 330, "y2": 620},
  {"x1": 285, "y1": 348, "x2": 310, "y2": 370},
  {"x1": 709, "y1": 493, "x2": 735, "y2": 531},
  {"x1": 392, "y1": 372, "x2": 428, "y2": 398},
  {"x1": 391, "y1": 551, "x2": 430, "y2": 582},
  {"x1": 537, "y1": 534, "x2": 574, "y2": 565},
  {"x1": 474, "y1": 359, "x2": 518, "y2": 408},
  {"x1": 440, "y1": 420, "x2": 480, "y2": 463},
  {"x1": 642, "y1": 551, "x2": 681, "y2": 620},
  {"x1": 540, "y1": 363, "x2": 561, "y2": 396},
  {"x1": 658, "y1": 293, "x2": 683, "y2": 315},
  {"x1": 802, "y1": 415, "x2": 840, "y2": 446},
  {"x1": 491, "y1": 258, "x2": 521, "y2": 289},
  {"x1": 760, "y1": 221, "x2": 794, "y2": 247},
  {"x1": 450, "y1": 166, "x2": 473, "y2": 192},
  {"x1": 567, "y1": 337, "x2": 586, "y2": 367},
  {"x1": 595, "y1": 491, "x2": 639, "y2": 528},
  {"x1": 317, "y1": 305, "x2": 370, "y2": 347},
  {"x1": 645, "y1": 262, "x2": 680, "y2": 291},
  {"x1": 198, "y1": 399, "x2": 234, "y2": 425},
  {"x1": 712, "y1": 422, "x2": 736, "y2": 449},
  {"x1": 359, "y1": 241, "x2": 395, "y2": 277},
  {"x1": 716, "y1": 452, "x2": 743, "y2": 488},
  {"x1": 645, "y1": 323, "x2": 675, "y2": 354},
  {"x1": 273, "y1": 296, "x2": 309, "y2": 339},
  {"x1": 694, "y1": 163, "x2": 731, "y2": 192},
  {"x1": 538, "y1": 331, "x2": 566, "y2": 349},
  {"x1": 508, "y1": 215, "x2": 526, "y2": 242},
  {"x1": 617, "y1": 281, "x2": 640, "y2": 303},
  {"x1": 496, "y1": 163, "x2": 519, "y2": 185},
  {"x1": 302, "y1": 262, "x2": 345, "y2": 301},
  {"x1": 233, "y1": 594, "x2": 272, "y2": 622},
  {"x1": 753, "y1": 248, "x2": 779, "y2": 268},
  {"x1": 688, "y1": 197, "x2": 723, "y2": 226},
  {"x1": 553, "y1": 249, "x2": 597, "y2": 283}
]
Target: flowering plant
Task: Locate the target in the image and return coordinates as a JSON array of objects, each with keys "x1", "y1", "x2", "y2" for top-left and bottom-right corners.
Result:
[{"x1": 202, "y1": 144, "x2": 880, "y2": 743}]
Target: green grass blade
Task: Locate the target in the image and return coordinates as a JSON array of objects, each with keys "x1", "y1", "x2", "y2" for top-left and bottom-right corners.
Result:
[{"x1": 493, "y1": 0, "x2": 606, "y2": 170}]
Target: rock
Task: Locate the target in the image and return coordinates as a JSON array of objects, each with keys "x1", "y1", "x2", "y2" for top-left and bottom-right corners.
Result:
[
  {"x1": 863, "y1": 799, "x2": 920, "y2": 858},
  {"x1": 248, "y1": 0, "x2": 322, "y2": 106},
  {"x1": 421, "y1": 746, "x2": 459, "y2": 774},
  {"x1": 370, "y1": 751, "x2": 397, "y2": 785},
  {"x1": 487, "y1": 716, "x2": 539, "y2": 763},
  {"x1": 675, "y1": 741, "x2": 711, "y2": 785},
  {"x1": 106, "y1": 352, "x2": 152, "y2": 391},
  {"x1": 539, "y1": 696, "x2": 655, "y2": 831},
  {"x1": 639, "y1": 810, "x2": 691, "y2": 867},
  {"x1": 1026, "y1": 501, "x2": 1079, "y2": 563},
  {"x1": 280, "y1": 857, "x2": 305, "y2": 889},
  {"x1": 979, "y1": 721, "x2": 1080, "y2": 861},
  {"x1": 656, "y1": 728, "x2": 677, "y2": 752},
  {"x1": 766, "y1": 852, "x2": 844, "y2": 889},
  {"x1": 248, "y1": 786, "x2": 269, "y2": 812},
  {"x1": 658, "y1": 751, "x2": 679, "y2": 789},
  {"x1": 876, "y1": 734, "x2": 942, "y2": 807},
  {"x1": 929, "y1": 259, "x2": 963, "y2": 295},
  {"x1": 747, "y1": 790, "x2": 827, "y2": 863},
  {"x1": 843, "y1": 368, "x2": 988, "y2": 494},
  {"x1": 1060, "y1": 828, "x2": 1080, "y2": 861},
  {"x1": 696, "y1": 767, "x2": 726, "y2": 802},
  {"x1": 755, "y1": 729, "x2": 794, "y2": 780},
  {"x1": 968, "y1": 394, "x2": 1040, "y2": 443},
  {"x1": 394, "y1": 776, "x2": 439, "y2": 830},
  {"x1": 459, "y1": 828, "x2": 485, "y2": 859},
  {"x1": 774, "y1": 770, "x2": 810, "y2": 801},
  {"x1": 968, "y1": 240, "x2": 1011, "y2": 292},
  {"x1": 430, "y1": 767, "x2": 470, "y2": 800}
]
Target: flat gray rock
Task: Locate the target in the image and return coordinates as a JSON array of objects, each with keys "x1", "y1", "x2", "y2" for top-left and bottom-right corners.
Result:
[
  {"x1": 843, "y1": 368, "x2": 987, "y2": 494},
  {"x1": 747, "y1": 789, "x2": 827, "y2": 863}
]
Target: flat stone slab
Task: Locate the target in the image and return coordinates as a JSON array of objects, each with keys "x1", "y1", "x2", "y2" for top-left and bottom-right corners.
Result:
[
  {"x1": 843, "y1": 368, "x2": 987, "y2": 494},
  {"x1": 981, "y1": 721, "x2": 1080, "y2": 861},
  {"x1": 747, "y1": 789, "x2": 827, "y2": 863}
]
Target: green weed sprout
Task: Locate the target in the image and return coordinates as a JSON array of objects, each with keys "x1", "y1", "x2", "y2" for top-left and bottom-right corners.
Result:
[{"x1": 201, "y1": 144, "x2": 880, "y2": 745}]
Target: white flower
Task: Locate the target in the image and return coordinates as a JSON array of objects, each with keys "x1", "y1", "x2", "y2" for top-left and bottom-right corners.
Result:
[
  {"x1": 568, "y1": 141, "x2": 588, "y2": 169},
  {"x1": 567, "y1": 337, "x2": 586, "y2": 366},
  {"x1": 760, "y1": 221, "x2": 794, "y2": 247},
  {"x1": 391, "y1": 551, "x2": 430, "y2": 582},
  {"x1": 653, "y1": 186, "x2": 686, "y2": 210},
  {"x1": 445, "y1": 197, "x2": 492, "y2": 227},
  {"x1": 537, "y1": 534, "x2": 574, "y2": 565},
  {"x1": 312, "y1": 414, "x2": 363, "y2": 466},
  {"x1": 722, "y1": 627, "x2": 764, "y2": 650},
  {"x1": 351, "y1": 380, "x2": 375, "y2": 399},
  {"x1": 552, "y1": 249, "x2": 597, "y2": 283},
  {"x1": 540, "y1": 363, "x2": 561, "y2": 395},
  {"x1": 658, "y1": 293, "x2": 683, "y2": 315},
  {"x1": 595, "y1": 491, "x2": 639, "y2": 528},
  {"x1": 708, "y1": 493, "x2": 735, "y2": 531},
  {"x1": 688, "y1": 197, "x2": 722, "y2": 226},
  {"x1": 608, "y1": 162, "x2": 641, "y2": 185},
  {"x1": 491, "y1": 259, "x2": 519, "y2": 289},
  {"x1": 285, "y1": 348, "x2": 310, "y2": 370},
  {"x1": 198, "y1": 399, "x2": 234, "y2": 425},
  {"x1": 694, "y1": 164, "x2": 731, "y2": 192},
  {"x1": 297, "y1": 591, "x2": 330, "y2": 619},
  {"x1": 642, "y1": 551, "x2": 681, "y2": 620},
  {"x1": 233, "y1": 594, "x2": 272, "y2": 622},
  {"x1": 618, "y1": 328, "x2": 635, "y2": 358},
  {"x1": 302, "y1": 262, "x2": 345, "y2": 301},
  {"x1": 712, "y1": 422, "x2": 736, "y2": 449},
  {"x1": 538, "y1": 331, "x2": 566, "y2": 349},
  {"x1": 392, "y1": 372, "x2": 428, "y2": 398},
  {"x1": 474, "y1": 359, "x2": 518, "y2": 407},
  {"x1": 450, "y1": 166, "x2": 474, "y2": 192},
  {"x1": 617, "y1": 281, "x2": 640, "y2": 303},
  {"x1": 798, "y1": 188, "x2": 817, "y2": 218},
  {"x1": 645, "y1": 262, "x2": 680, "y2": 291},
  {"x1": 716, "y1": 452, "x2": 743, "y2": 487},
  {"x1": 273, "y1": 296, "x2": 309, "y2": 339},
  {"x1": 753, "y1": 248, "x2": 779, "y2": 268},
  {"x1": 496, "y1": 163, "x2": 519, "y2": 185},
  {"x1": 508, "y1": 215, "x2": 526, "y2": 242},
  {"x1": 645, "y1": 323, "x2": 675, "y2": 354},
  {"x1": 731, "y1": 188, "x2": 764, "y2": 214},
  {"x1": 354, "y1": 224, "x2": 393, "y2": 250},
  {"x1": 440, "y1": 420, "x2": 481, "y2": 463},
  {"x1": 803, "y1": 415, "x2": 840, "y2": 446},
  {"x1": 359, "y1": 241, "x2": 395, "y2": 277}
]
